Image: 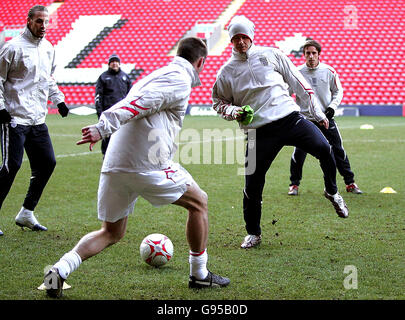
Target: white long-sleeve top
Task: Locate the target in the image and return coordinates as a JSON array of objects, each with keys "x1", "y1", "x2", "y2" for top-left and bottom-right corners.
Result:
[
  {"x1": 96, "y1": 56, "x2": 201, "y2": 173},
  {"x1": 212, "y1": 44, "x2": 325, "y2": 129},
  {"x1": 0, "y1": 27, "x2": 64, "y2": 125},
  {"x1": 295, "y1": 62, "x2": 343, "y2": 120}
]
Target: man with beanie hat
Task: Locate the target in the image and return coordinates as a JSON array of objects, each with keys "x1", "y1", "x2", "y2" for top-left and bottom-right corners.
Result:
[
  {"x1": 212, "y1": 15, "x2": 350, "y2": 249},
  {"x1": 95, "y1": 53, "x2": 131, "y2": 156},
  {"x1": 108, "y1": 53, "x2": 120, "y2": 64},
  {"x1": 227, "y1": 15, "x2": 255, "y2": 42}
]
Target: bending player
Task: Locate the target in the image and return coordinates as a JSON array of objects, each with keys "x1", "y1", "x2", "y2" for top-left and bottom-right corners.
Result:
[{"x1": 44, "y1": 37, "x2": 229, "y2": 298}]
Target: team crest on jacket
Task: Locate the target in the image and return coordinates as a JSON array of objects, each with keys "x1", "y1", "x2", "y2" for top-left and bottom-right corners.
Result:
[{"x1": 259, "y1": 56, "x2": 269, "y2": 66}]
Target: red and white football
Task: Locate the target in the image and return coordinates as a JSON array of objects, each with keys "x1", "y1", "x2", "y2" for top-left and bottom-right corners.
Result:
[{"x1": 139, "y1": 233, "x2": 174, "y2": 267}]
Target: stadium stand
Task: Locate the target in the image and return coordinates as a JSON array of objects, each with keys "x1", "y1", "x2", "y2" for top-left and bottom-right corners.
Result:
[{"x1": 0, "y1": 0, "x2": 403, "y2": 108}]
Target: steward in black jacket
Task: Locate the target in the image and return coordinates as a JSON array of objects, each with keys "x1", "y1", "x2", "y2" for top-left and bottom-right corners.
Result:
[{"x1": 95, "y1": 54, "x2": 131, "y2": 155}]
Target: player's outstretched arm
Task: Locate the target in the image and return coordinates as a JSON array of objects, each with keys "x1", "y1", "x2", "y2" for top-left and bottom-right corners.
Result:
[{"x1": 76, "y1": 125, "x2": 102, "y2": 151}]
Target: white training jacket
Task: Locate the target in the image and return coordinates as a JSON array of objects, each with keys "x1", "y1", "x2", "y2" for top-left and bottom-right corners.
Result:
[
  {"x1": 295, "y1": 62, "x2": 344, "y2": 121},
  {"x1": 212, "y1": 44, "x2": 325, "y2": 129},
  {"x1": 0, "y1": 27, "x2": 65, "y2": 125},
  {"x1": 96, "y1": 56, "x2": 201, "y2": 173}
]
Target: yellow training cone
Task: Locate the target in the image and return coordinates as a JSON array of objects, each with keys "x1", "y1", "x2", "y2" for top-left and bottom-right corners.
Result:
[{"x1": 380, "y1": 187, "x2": 397, "y2": 193}]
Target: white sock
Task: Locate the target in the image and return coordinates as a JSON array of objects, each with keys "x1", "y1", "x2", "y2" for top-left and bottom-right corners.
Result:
[
  {"x1": 53, "y1": 250, "x2": 82, "y2": 280},
  {"x1": 189, "y1": 249, "x2": 208, "y2": 280}
]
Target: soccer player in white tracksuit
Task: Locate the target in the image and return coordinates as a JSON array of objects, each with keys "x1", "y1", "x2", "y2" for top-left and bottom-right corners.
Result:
[
  {"x1": 212, "y1": 16, "x2": 350, "y2": 249},
  {"x1": 45, "y1": 37, "x2": 229, "y2": 298},
  {"x1": 0, "y1": 5, "x2": 69, "y2": 236},
  {"x1": 288, "y1": 40, "x2": 362, "y2": 196}
]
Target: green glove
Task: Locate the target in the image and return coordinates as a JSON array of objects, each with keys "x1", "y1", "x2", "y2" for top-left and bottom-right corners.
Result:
[{"x1": 238, "y1": 105, "x2": 254, "y2": 125}]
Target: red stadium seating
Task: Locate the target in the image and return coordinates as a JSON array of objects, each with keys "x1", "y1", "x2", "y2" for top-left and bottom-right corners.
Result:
[
  {"x1": 0, "y1": 0, "x2": 54, "y2": 26},
  {"x1": 0, "y1": 0, "x2": 403, "y2": 106}
]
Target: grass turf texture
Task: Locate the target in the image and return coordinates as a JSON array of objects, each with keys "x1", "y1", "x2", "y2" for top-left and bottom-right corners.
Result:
[{"x1": 0, "y1": 114, "x2": 404, "y2": 300}]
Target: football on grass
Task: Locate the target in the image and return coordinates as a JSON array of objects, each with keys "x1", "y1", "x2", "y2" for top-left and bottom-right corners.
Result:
[{"x1": 140, "y1": 233, "x2": 174, "y2": 267}]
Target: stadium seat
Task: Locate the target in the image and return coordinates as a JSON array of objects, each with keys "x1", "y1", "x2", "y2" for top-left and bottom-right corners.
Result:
[{"x1": 0, "y1": 0, "x2": 402, "y2": 106}]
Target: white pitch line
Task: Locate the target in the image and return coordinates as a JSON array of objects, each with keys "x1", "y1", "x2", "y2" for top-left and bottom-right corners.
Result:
[
  {"x1": 343, "y1": 139, "x2": 405, "y2": 143},
  {"x1": 31, "y1": 128, "x2": 405, "y2": 162},
  {"x1": 24, "y1": 136, "x2": 242, "y2": 161},
  {"x1": 55, "y1": 151, "x2": 101, "y2": 158},
  {"x1": 178, "y1": 135, "x2": 245, "y2": 145},
  {"x1": 22, "y1": 150, "x2": 101, "y2": 162},
  {"x1": 52, "y1": 134, "x2": 79, "y2": 137},
  {"x1": 338, "y1": 122, "x2": 405, "y2": 129}
]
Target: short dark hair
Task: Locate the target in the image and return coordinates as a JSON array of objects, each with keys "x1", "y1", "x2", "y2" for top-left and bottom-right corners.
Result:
[
  {"x1": 303, "y1": 40, "x2": 321, "y2": 54},
  {"x1": 28, "y1": 5, "x2": 48, "y2": 19},
  {"x1": 176, "y1": 37, "x2": 208, "y2": 64}
]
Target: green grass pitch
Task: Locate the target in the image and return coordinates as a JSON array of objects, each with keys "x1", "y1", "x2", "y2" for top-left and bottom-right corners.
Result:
[{"x1": 0, "y1": 114, "x2": 404, "y2": 300}]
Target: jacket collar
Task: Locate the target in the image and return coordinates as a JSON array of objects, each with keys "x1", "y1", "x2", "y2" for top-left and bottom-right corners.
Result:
[
  {"x1": 171, "y1": 56, "x2": 201, "y2": 88},
  {"x1": 306, "y1": 62, "x2": 321, "y2": 70},
  {"x1": 107, "y1": 67, "x2": 121, "y2": 75},
  {"x1": 232, "y1": 43, "x2": 257, "y2": 60},
  {"x1": 22, "y1": 27, "x2": 43, "y2": 45}
]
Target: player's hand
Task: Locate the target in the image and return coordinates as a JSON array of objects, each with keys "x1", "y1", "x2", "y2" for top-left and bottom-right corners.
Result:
[
  {"x1": 57, "y1": 102, "x2": 69, "y2": 117},
  {"x1": 319, "y1": 118, "x2": 329, "y2": 129},
  {"x1": 0, "y1": 109, "x2": 12, "y2": 123},
  {"x1": 76, "y1": 125, "x2": 102, "y2": 151},
  {"x1": 232, "y1": 107, "x2": 244, "y2": 121},
  {"x1": 237, "y1": 105, "x2": 254, "y2": 125}
]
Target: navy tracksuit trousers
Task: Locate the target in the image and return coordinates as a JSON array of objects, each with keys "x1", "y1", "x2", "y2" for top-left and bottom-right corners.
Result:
[
  {"x1": 290, "y1": 118, "x2": 355, "y2": 186},
  {"x1": 0, "y1": 123, "x2": 56, "y2": 211},
  {"x1": 243, "y1": 112, "x2": 337, "y2": 236}
]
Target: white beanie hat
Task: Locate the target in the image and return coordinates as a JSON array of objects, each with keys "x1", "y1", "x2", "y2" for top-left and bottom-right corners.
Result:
[{"x1": 228, "y1": 15, "x2": 255, "y2": 42}]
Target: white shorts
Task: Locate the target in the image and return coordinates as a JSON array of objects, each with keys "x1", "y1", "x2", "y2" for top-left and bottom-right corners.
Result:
[{"x1": 97, "y1": 163, "x2": 194, "y2": 223}]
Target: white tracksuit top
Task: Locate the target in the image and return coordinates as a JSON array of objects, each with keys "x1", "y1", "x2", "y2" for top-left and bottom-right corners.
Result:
[
  {"x1": 212, "y1": 44, "x2": 325, "y2": 129},
  {"x1": 295, "y1": 62, "x2": 343, "y2": 121},
  {"x1": 96, "y1": 56, "x2": 201, "y2": 173},
  {"x1": 0, "y1": 27, "x2": 65, "y2": 125}
]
